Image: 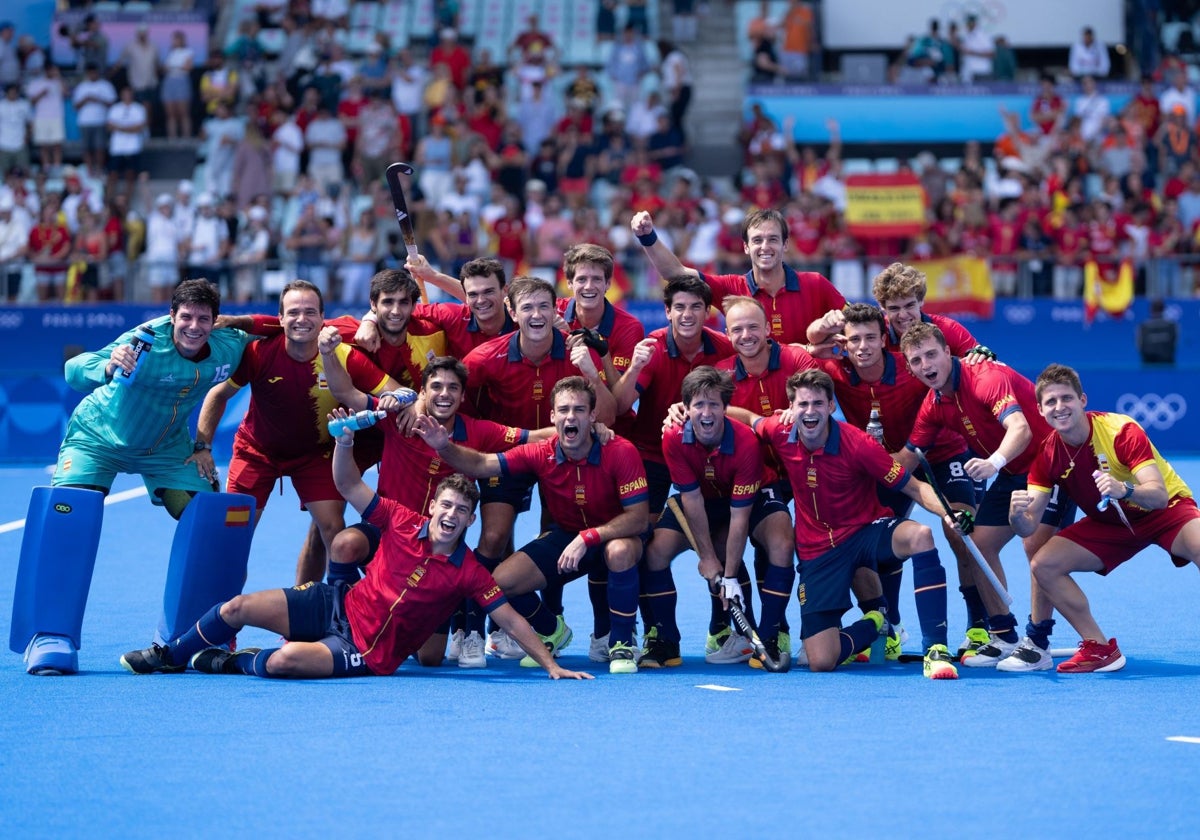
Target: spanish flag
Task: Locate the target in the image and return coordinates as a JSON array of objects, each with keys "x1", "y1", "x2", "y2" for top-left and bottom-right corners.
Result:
[
  {"x1": 1083, "y1": 259, "x2": 1134, "y2": 325},
  {"x1": 224, "y1": 506, "x2": 252, "y2": 527}
]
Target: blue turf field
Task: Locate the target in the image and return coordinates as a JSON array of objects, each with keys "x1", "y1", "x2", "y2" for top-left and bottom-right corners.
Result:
[{"x1": 3, "y1": 461, "x2": 1200, "y2": 837}]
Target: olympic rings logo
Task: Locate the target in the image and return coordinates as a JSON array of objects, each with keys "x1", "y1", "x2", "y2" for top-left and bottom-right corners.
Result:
[{"x1": 1116, "y1": 393, "x2": 1187, "y2": 430}]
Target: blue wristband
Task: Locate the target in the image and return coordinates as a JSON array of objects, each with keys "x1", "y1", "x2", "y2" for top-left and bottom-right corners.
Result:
[
  {"x1": 636, "y1": 230, "x2": 658, "y2": 247},
  {"x1": 365, "y1": 394, "x2": 377, "y2": 410}
]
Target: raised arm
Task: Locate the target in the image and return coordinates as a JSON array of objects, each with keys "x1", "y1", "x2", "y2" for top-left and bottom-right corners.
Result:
[
  {"x1": 630, "y1": 210, "x2": 698, "y2": 281},
  {"x1": 330, "y1": 410, "x2": 376, "y2": 514},
  {"x1": 413, "y1": 414, "x2": 504, "y2": 477}
]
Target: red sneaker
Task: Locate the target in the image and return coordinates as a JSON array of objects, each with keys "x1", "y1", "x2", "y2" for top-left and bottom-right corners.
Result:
[{"x1": 1056, "y1": 637, "x2": 1127, "y2": 673}]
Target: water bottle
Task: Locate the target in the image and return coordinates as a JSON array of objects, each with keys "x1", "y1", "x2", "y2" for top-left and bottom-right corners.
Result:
[
  {"x1": 116, "y1": 325, "x2": 155, "y2": 387},
  {"x1": 865, "y1": 408, "x2": 885, "y2": 447},
  {"x1": 328, "y1": 409, "x2": 387, "y2": 438}
]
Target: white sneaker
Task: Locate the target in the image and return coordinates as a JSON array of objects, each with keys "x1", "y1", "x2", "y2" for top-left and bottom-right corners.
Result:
[
  {"x1": 995, "y1": 636, "x2": 1053, "y2": 672},
  {"x1": 705, "y1": 630, "x2": 754, "y2": 664},
  {"x1": 960, "y1": 635, "x2": 1019, "y2": 668},
  {"x1": 457, "y1": 631, "x2": 487, "y2": 669},
  {"x1": 25, "y1": 633, "x2": 78, "y2": 675},
  {"x1": 487, "y1": 628, "x2": 525, "y2": 659},
  {"x1": 446, "y1": 629, "x2": 465, "y2": 662},
  {"x1": 588, "y1": 632, "x2": 610, "y2": 663}
]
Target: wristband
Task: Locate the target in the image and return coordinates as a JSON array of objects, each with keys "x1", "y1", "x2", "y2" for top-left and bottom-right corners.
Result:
[
  {"x1": 193, "y1": 440, "x2": 211, "y2": 452},
  {"x1": 636, "y1": 230, "x2": 658, "y2": 247},
  {"x1": 986, "y1": 452, "x2": 1007, "y2": 471},
  {"x1": 365, "y1": 394, "x2": 377, "y2": 410},
  {"x1": 581, "y1": 528, "x2": 601, "y2": 548},
  {"x1": 336, "y1": 438, "x2": 354, "y2": 448}
]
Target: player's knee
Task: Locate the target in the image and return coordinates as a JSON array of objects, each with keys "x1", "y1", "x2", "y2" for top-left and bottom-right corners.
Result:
[
  {"x1": 220, "y1": 594, "x2": 252, "y2": 626},
  {"x1": 807, "y1": 648, "x2": 838, "y2": 672},
  {"x1": 904, "y1": 524, "x2": 935, "y2": 555},
  {"x1": 330, "y1": 529, "x2": 368, "y2": 564},
  {"x1": 1029, "y1": 548, "x2": 1060, "y2": 581},
  {"x1": 603, "y1": 539, "x2": 640, "y2": 572},
  {"x1": 262, "y1": 645, "x2": 303, "y2": 676},
  {"x1": 416, "y1": 650, "x2": 445, "y2": 667},
  {"x1": 477, "y1": 529, "x2": 510, "y2": 558}
]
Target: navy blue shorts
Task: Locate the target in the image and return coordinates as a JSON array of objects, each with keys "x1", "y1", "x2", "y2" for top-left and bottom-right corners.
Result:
[
  {"x1": 797, "y1": 518, "x2": 902, "y2": 638},
  {"x1": 657, "y1": 484, "x2": 790, "y2": 540},
  {"x1": 520, "y1": 526, "x2": 609, "y2": 584},
  {"x1": 879, "y1": 451, "x2": 979, "y2": 518},
  {"x1": 283, "y1": 580, "x2": 373, "y2": 676},
  {"x1": 479, "y1": 471, "x2": 536, "y2": 512},
  {"x1": 644, "y1": 459, "x2": 672, "y2": 517},
  {"x1": 976, "y1": 471, "x2": 1077, "y2": 529}
]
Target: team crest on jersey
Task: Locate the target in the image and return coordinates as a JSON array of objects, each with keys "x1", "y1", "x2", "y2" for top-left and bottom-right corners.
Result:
[
  {"x1": 806, "y1": 467, "x2": 817, "y2": 488},
  {"x1": 575, "y1": 484, "x2": 587, "y2": 506},
  {"x1": 770, "y1": 313, "x2": 783, "y2": 336},
  {"x1": 407, "y1": 566, "x2": 427, "y2": 587},
  {"x1": 961, "y1": 415, "x2": 976, "y2": 437},
  {"x1": 428, "y1": 458, "x2": 442, "y2": 475},
  {"x1": 318, "y1": 372, "x2": 328, "y2": 390},
  {"x1": 532, "y1": 379, "x2": 544, "y2": 401},
  {"x1": 1096, "y1": 453, "x2": 1110, "y2": 472},
  {"x1": 759, "y1": 395, "x2": 772, "y2": 414},
  {"x1": 704, "y1": 462, "x2": 716, "y2": 483}
]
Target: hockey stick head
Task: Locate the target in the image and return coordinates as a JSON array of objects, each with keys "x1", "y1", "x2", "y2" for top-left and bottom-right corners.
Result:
[
  {"x1": 385, "y1": 162, "x2": 415, "y2": 179},
  {"x1": 728, "y1": 602, "x2": 790, "y2": 673}
]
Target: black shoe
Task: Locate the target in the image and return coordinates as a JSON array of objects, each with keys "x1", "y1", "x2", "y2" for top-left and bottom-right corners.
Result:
[
  {"x1": 637, "y1": 630, "x2": 682, "y2": 668},
  {"x1": 120, "y1": 643, "x2": 183, "y2": 674},
  {"x1": 190, "y1": 647, "x2": 261, "y2": 674}
]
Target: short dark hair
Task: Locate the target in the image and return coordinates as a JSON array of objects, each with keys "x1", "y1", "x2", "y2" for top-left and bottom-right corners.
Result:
[
  {"x1": 562, "y1": 243, "x2": 615, "y2": 282},
  {"x1": 841, "y1": 302, "x2": 886, "y2": 335},
  {"x1": 369, "y1": 268, "x2": 420, "y2": 304},
  {"x1": 171, "y1": 279, "x2": 220, "y2": 317},
  {"x1": 681, "y1": 366, "x2": 734, "y2": 407},
  {"x1": 435, "y1": 473, "x2": 480, "y2": 511},
  {"x1": 786, "y1": 368, "x2": 836, "y2": 402},
  {"x1": 663, "y1": 274, "x2": 712, "y2": 308},
  {"x1": 550, "y1": 375, "x2": 596, "y2": 411},
  {"x1": 506, "y1": 275, "x2": 556, "y2": 310},
  {"x1": 279, "y1": 279, "x2": 324, "y2": 314},
  {"x1": 898, "y1": 322, "x2": 948, "y2": 357},
  {"x1": 422, "y1": 355, "x2": 468, "y2": 388},
  {"x1": 742, "y1": 208, "x2": 789, "y2": 245},
  {"x1": 1035, "y1": 363, "x2": 1084, "y2": 403},
  {"x1": 460, "y1": 257, "x2": 506, "y2": 288}
]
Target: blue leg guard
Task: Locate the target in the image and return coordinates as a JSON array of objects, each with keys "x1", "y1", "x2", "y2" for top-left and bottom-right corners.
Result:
[
  {"x1": 155, "y1": 493, "x2": 256, "y2": 644},
  {"x1": 10, "y1": 487, "x2": 105, "y2": 675}
]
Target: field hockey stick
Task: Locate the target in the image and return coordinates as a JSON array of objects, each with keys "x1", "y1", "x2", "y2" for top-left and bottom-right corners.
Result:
[
  {"x1": 913, "y1": 449, "x2": 1014, "y2": 606},
  {"x1": 664, "y1": 496, "x2": 788, "y2": 672}
]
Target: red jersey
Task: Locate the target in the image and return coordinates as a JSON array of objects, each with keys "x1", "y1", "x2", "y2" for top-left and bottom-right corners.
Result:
[
  {"x1": 1087, "y1": 219, "x2": 1120, "y2": 256},
  {"x1": 430, "y1": 45, "x2": 472, "y2": 89},
  {"x1": 819, "y1": 351, "x2": 966, "y2": 462},
  {"x1": 378, "y1": 413, "x2": 527, "y2": 513},
  {"x1": 884, "y1": 312, "x2": 977, "y2": 357},
  {"x1": 29, "y1": 223, "x2": 72, "y2": 266},
  {"x1": 497, "y1": 435, "x2": 649, "y2": 532},
  {"x1": 663, "y1": 418, "x2": 763, "y2": 506},
  {"x1": 1053, "y1": 224, "x2": 1086, "y2": 264},
  {"x1": 367, "y1": 317, "x2": 449, "y2": 390},
  {"x1": 1031, "y1": 93, "x2": 1064, "y2": 134},
  {"x1": 490, "y1": 216, "x2": 527, "y2": 263},
  {"x1": 756, "y1": 415, "x2": 908, "y2": 557},
  {"x1": 989, "y1": 215, "x2": 1022, "y2": 270},
  {"x1": 700, "y1": 266, "x2": 845, "y2": 345},
  {"x1": 346, "y1": 496, "x2": 506, "y2": 675},
  {"x1": 414, "y1": 301, "x2": 515, "y2": 359},
  {"x1": 628, "y1": 326, "x2": 734, "y2": 463},
  {"x1": 463, "y1": 330, "x2": 603, "y2": 430},
  {"x1": 907, "y1": 358, "x2": 1052, "y2": 476},
  {"x1": 1027, "y1": 411, "x2": 1193, "y2": 524},
  {"x1": 787, "y1": 212, "x2": 825, "y2": 259},
  {"x1": 558, "y1": 297, "x2": 645, "y2": 374},
  {"x1": 230, "y1": 336, "x2": 389, "y2": 460},
  {"x1": 716, "y1": 340, "x2": 817, "y2": 418}
]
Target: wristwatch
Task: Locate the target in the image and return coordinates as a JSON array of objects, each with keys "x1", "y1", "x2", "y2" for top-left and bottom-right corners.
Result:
[
  {"x1": 193, "y1": 440, "x2": 212, "y2": 452},
  {"x1": 1121, "y1": 481, "x2": 1135, "y2": 499}
]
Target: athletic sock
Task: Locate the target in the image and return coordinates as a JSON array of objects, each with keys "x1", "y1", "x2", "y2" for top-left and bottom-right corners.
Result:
[
  {"x1": 757, "y1": 565, "x2": 795, "y2": 642},
  {"x1": 541, "y1": 578, "x2": 565, "y2": 616},
  {"x1": 708, "y1": 589, "x2": 727, "y2": 636},
  {"x1": 508, "y1": 592, "x2": 557, "y2": 636},
  {"x1": 737, "y1": 564, "x2": 756, "y2": 625},
  {"x1": 1026, "y1": 616, "x2": 1056, "y2": 650},
  {"x1": 589, "y1": 570, "x2": 612, "y2": 638},
  {"x1": 170, "y1": 603, "x2": 236, "y2": 666},
  {"x1": 641, "y1": 566, "x2": 679, "y2": 643},
  {"x1": 607, "y1": 566, "x2": 639, "y2": 647},
  {"x1": 986, "y1": 611, "x2": 1019, "y2": 643},
  {"x1": 464, "y1": 598, "x2": 487, "y2": 636},
  {"x1": 858, "y1": 595, "x2": 888, "y2": 623},
  {"x1": 960, "y1": 584, "x2": 987, "y2": 628},
  {"x1": 248, "y1": 647, "x2": 280, "y2": 677},
  {"x1": 474, "y1": 551, "x2": 502, "y2": 634},
  {"x1": 910, "y1": 549, "x2": 949, "y2": 649},
  {"x1": 839, "y1": 615, "x2": 883, "y2": 662},
  {"x1": 326, "y1": 561, "x2": 361, "y2": 586},
  {"x1": 878, "y1": 558, "x2": 904, "y2": 627}
]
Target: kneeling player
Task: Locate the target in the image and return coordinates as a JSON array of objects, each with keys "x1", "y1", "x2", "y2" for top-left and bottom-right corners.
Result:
[
  {"x1": 120, "y1": 416, "x2": 590, "y2": 681},
  {"x1": 642, "y1": 367, "x2": 795, "y2": 668},
  {"x1": 1011, "y1": 364, "x2": 1200, "y2": 674}
]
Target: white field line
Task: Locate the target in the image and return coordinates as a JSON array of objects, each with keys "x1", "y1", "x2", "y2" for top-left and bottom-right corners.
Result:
[{"x1": 0, "y1": 486, "x2": 148, "y2": 534}]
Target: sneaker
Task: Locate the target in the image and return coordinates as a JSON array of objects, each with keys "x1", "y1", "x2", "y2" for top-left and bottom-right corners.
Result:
[
  {"x1": 923, "y1": 644, "x2": 959, "y2": 680},
  {"x1": 487, "y1": 627, "x2": 525, "y2": 659},
  {"x1": 457, "y1": 631, "x2": 487, "y2": 669},
  {"x1": 885, "y1": 624, "x2": 907, "y2": 661},
  {"x1": 865, "y1": 610, "x2": 888, "y2": 664},
  {"x1": 1057, "y1": 637, "x2": 1126, "y2": 674},
  {"x1": 588, "y1": 632, "x2": 611, "y2": 663},
  {"x1": 120, "y1": 643, "x2": 184, "y2": 675},
  {"x1": 957, "y1": 626, "x2": 991, "y2": 660},
  {"x1": 777, "y1": 630, "x2": 791, "y2": 656},
  {"x1": 519, "y1": 615, "x2": 573, "y2": 668},
  {"x1": 996, "y1": 636, "x2": 1053, "y2": 672},
  {"x1": 638, "y1": 627, "x2": 682, "y2": 668},
  {"x1": 705, "y1": 629, "x2": 753, "y2": 664},
  {"x1": 960, "y1": 635, "x2": 1018, "y2": 668},
  {"x1": 609, "y1": 640, "x2": 639, "y2": 674},
  {"x1": 24, "y1": 633, "x2": 78, "y2": 676},
  {"x1": 190, "y1": 647, "x2": 262, "y2": 674},
  {"x1": 446, "y1": 628, "x2": 465, "y2": 662}
]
